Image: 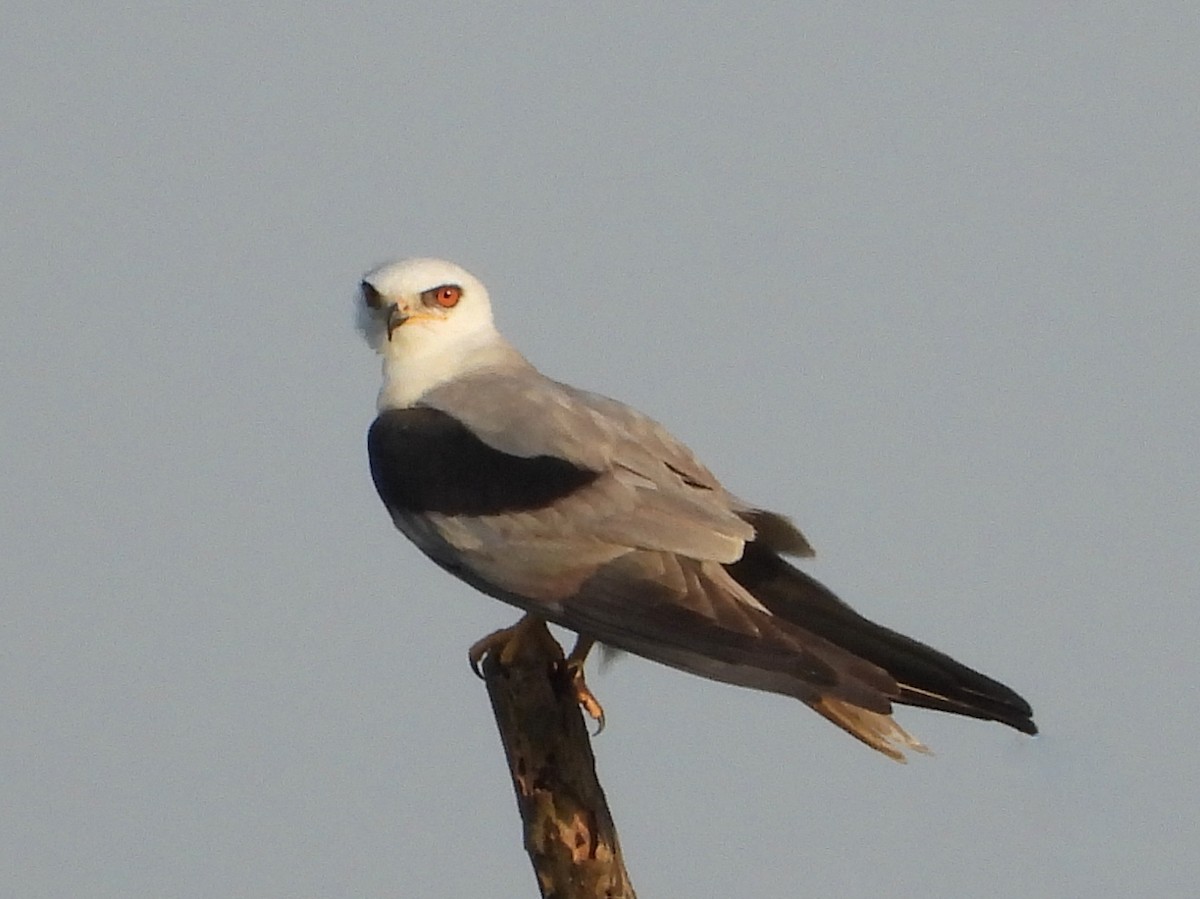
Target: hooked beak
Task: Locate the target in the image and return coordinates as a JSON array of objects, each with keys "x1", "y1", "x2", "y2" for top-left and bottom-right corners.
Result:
[{"x1": 385, "y1": 304, "x2": 407, "y2": 341}]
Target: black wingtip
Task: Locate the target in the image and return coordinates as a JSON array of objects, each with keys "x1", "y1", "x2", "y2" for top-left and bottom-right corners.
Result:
[
  {"x1": 897, "y1": 681, "x2": 1038, "y2": 735},
  {"x1": 728, "y1": 540, "x2": 1039, "y2": 737}
]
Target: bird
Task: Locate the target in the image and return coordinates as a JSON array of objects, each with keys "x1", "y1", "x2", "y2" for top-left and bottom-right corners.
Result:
[{"x1": 358, "y1": 257, "x2": 1037, "y2": 760}]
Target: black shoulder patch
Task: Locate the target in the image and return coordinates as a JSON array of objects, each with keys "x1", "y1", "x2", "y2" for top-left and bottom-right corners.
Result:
[{"x1": 368, "y1": 407, "x2": 600, "y2": 516}]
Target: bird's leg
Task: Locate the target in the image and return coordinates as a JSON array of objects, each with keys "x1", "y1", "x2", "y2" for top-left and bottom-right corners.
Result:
[
  {"x1": 469, "y1": 620, "x2": 606, "y2": 732},
  {"x1": 468, "y1": 613, "x2": 561, "y2": 677},
  {"x1": 563, "y1": 636, "x2": 605, "y2": 733}
]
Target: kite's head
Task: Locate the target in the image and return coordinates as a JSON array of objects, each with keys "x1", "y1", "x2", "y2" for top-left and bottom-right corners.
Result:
[{"x1": 357, "y1": 257, "x2": 495, "y2": 355}]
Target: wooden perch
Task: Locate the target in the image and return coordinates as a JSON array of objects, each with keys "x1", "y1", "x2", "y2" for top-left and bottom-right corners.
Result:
[{"x1": 480, "y1": 619, "x2": 637, "y2": 899}]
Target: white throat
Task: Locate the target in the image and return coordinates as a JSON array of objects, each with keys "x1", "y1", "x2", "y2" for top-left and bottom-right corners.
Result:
[{"x1": 377, "y1": 324, "x2": 527, "y2": 410}]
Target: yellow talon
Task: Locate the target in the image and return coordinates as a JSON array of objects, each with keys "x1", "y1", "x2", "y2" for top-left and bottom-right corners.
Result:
[
  {"x1": 469, "y1": 621, "x2": 607, "y2": 730},
  {"x1": 564, "y1": 636, "x2": 605, "y2": 733},
  {"x1": 467, "y1": 613, "x2": 558, "y2": 676}
]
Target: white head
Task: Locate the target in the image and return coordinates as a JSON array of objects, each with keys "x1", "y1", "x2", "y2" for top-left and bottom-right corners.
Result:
[
  {"x1": 357, "y1": 257, "x2": 495, "y2": 352},
  {"x1": 358, "y1": 258, "x2": 519, "y2": 408}
]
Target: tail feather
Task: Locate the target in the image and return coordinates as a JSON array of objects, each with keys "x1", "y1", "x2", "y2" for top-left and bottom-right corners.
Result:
[
  {"x1": 727, "y1": 541, "x2": 1037, "y2": 739},
  {"x1": 808, "y1": 696, "x2": 932, "y2": 762}
]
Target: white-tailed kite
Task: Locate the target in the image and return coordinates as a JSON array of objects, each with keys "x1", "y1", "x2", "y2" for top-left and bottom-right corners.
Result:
[{"x1": 358, "y1": 257, "x2": 1036, "y2": 760}]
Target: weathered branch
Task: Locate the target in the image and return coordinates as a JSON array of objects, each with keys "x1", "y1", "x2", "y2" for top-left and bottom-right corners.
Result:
[{"x1": 480, "y1": 620, "x2": 636, "y2": 899}]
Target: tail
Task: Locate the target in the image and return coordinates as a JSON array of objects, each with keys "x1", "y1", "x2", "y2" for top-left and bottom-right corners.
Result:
[
  {"x1": 807, "y1": 696, "x2": 932, "y2": 761},
  {"x1": 726, "y1": 541, "x2": 1038, "y2": 751}
]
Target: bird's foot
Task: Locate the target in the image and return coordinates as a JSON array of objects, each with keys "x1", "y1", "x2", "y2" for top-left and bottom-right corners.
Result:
[
  {"x1": 468, "y1": 620, "x2": 606, "y2": 731},
  {"x1": 563, "y1": 658, "x2": 606, "y2": 734},
  {"x1": 468, "y1": 613, "x2": 559, "y2": 677},
  {"x1": 563, "y1": 636, "x2": 605, "y2": 733}
]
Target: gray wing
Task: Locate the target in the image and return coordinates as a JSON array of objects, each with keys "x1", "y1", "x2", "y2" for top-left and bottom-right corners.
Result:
[
  {"x1": 368, "y1": 388, "x2": 905, "y2": 723},
  {"x1": 420, "y1": 370, "x2": 813, "y2": 564}
]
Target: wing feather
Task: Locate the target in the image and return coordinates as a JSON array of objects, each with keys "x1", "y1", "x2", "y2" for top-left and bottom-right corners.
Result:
[{"x1": 420, "y1": 372, "x2": 756, "y2": 562}]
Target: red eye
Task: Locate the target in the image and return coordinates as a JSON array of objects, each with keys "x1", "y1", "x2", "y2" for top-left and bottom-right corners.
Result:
[{"x1": 425, "y1": 284, "x2": 462, "y2": 308}]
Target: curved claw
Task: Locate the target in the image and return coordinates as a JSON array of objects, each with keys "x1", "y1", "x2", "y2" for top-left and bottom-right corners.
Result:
[
  {"x1": 468, "y1": 614, "x2": 555, "y2": 679},
  {"x1": 468, "y1": 651, "x2": 486, "y2": 680},
  {"x1": 469, "y1": 619, "x2": 606, "y2": 731},
  {"x1": 564, "y1": 659, "x2": 606, "y2": 735},
  {"x1": 468, "y1": 624, "x2": 520, "y2": 678}
]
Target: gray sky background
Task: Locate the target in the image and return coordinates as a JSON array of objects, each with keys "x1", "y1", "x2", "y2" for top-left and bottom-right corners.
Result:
[{"x1": 4, "y1": 4, "x2": 1198, "y2": 897}]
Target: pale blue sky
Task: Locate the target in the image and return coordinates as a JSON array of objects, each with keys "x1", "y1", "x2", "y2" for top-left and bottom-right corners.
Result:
[{"x1": 3, "y1": 4, "x2": 1198, "y2": 897}]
